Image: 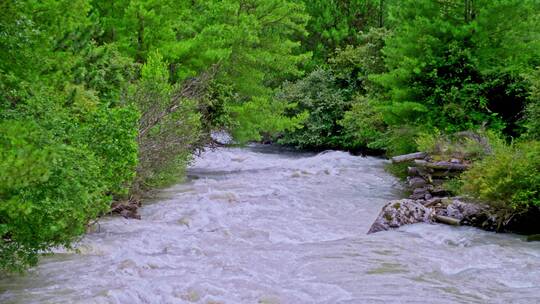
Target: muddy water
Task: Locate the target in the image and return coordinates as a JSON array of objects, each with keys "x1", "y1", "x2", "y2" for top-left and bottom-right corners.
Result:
[{"x1": 1, "y1": 145, "x2": 539, "y2": 303}]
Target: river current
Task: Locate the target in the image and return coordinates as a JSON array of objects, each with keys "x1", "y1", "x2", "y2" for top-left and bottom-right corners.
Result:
[{"x1": 1, "y1": 145, "x2": 539, "y2": 303}]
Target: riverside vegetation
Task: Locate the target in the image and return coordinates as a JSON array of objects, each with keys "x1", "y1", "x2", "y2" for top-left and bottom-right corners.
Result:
[{"x1": 1, "y1": 0, "x2": 539, "y2": 273}]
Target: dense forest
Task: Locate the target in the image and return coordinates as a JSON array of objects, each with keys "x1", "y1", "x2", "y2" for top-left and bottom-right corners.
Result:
[{"x1": 1, "y1": 0, "x2": 539, "y2": 273}]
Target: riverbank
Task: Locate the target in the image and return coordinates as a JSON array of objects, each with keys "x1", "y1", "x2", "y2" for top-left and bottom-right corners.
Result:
[{"x1": 369, "y1": 149, "x2": 540, "y2": 238}]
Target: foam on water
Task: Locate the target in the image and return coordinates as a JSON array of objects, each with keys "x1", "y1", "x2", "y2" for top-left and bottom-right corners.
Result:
[{"x1": 1, "y1": 145, "x2": 539, "y2": 304}]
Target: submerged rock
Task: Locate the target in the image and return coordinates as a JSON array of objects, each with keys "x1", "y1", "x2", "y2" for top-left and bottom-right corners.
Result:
[{"x1": 368, "y1": 199, "x2": 433, "y2": 234}]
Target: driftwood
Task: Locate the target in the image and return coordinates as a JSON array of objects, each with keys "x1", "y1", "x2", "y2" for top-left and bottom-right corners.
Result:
[
  {"x1": 391, "y1": 152, "x2": 428, "y2": 163},
  {"x1": 414, "y1": 160, "x2": 470, "y2": 171},
  {"x1": 434, "y1": 215, "x2": 461, "y2": 226}
]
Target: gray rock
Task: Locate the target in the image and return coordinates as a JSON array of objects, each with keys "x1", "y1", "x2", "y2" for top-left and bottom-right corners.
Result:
[
  {"x1": 368, "y1": 199, "x2": 434, "y2": 234},
  {"x1": 408, "y1": 177, "x2": 427, "y2": 189},
  {"x1": 434, "y1": 198, "x2": 488, "y2": 220}
]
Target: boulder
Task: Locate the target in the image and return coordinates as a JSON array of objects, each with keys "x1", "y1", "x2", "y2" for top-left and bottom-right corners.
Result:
[{"x1": 368, "y1": 199, "x2": 434, "y2": 234}]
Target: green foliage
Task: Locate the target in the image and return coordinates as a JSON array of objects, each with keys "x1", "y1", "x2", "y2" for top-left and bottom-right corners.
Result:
[
  {"x1": 301, "y1": 0, "x2": 390, "y2": 66},
  {"x1": 329, "y1": 27, "x2": 389, "y2": 95},
  {"x1": 94, "y1": 0, "x2": 309, "y2": 98},
  {"x1": 276, "y1": 68, "x2": 351, "y2": 148},
  {"x1": 226, "y1": 97, "x2": 307, "y2": 144},
  {"x1": 382, "y1": 126, "x2": 422, "y2": 156},
  {"x1": 415, "y1": 130, "x2": 498, "y2": 161},
  {"x1": 373, "y1": 0, "x2": 538, "y2": 135},
  {"x1": 71, "y1": 44, "x2": 136, "y2": 104},
  {"x1": 0, "y1": 0, "x2": 139, "y2": 272},
  {"x1": 0, "y1": 95, "x2": 137, "y2": 272},
  {"x1": 339, "y1": 96, "x2": 386, "y2": 150},
  {"x1": 460, "y1": 141, "x2": 540, "y2": 211},
  {"x1": 524, "y1": 68, "x2": 540, "y2": 140},
  {"x1": 130, "y1": 51, "x2": 202, "y2": 191},
  {"x1": 384, "y1": 162, "x2": 410, "y2": 181}
]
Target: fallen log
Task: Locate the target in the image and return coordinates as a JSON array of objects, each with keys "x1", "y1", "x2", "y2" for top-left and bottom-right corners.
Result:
[
  {"x1": 391, "y1": 152, "x2": 428, "y2": 163},
  {"x1": 434, "y1": 215, "x2": 461, "y2": 226},
  {"x1": 414, "y1": 160, "x2": 470, "y2": 171}
]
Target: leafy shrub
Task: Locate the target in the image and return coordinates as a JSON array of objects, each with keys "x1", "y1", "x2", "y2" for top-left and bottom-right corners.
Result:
[
  {"x1": 277, "y1": 68, "x2": 351, "y2": 149},
  {"x1": 329, "y1": 27, "x2": 389, "y2": 95},
  {"x1": 460, "y1": 141, "x2": 540, "y2": 211},
  {"x1": 226, "y1": 96, "x2": 307, "y2": 144},
  {"x1": 524, "y1": 68, "x2": 540, "y2": 140},
  {"x1": 383, "y1": 126, "x2": 422, "y2": 156},
  {"x1": 129, "y1": 52, "x2": 203, "y2": 191},
  {"x1": 339, "y1": 96, "x2": 386, "y2": 150},
  {"x1": 415, "y1": 130, "x2": 499, "y2": 161},
  {"x1": 372, "y1": 1, "x2": 535, "y2": 136},
  {"x1": 0, "y1": 81, "x2": 138, "y2": 274}
]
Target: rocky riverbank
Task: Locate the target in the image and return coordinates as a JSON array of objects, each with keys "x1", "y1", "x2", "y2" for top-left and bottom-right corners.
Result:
[{"x1": 369, "y1": 151, "x2": 540, "y2": 237}]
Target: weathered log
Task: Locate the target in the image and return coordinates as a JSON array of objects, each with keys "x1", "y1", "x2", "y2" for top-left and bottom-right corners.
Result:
[
  {"x1": 414, "y1": 160, "x2": 470, "y2": 171},
  {"x1": 434, "y1": 215, "x2": 461, "y2": 226},
  {"x1": 391, "y1": 152, "x2": 428, "y2": 163}
]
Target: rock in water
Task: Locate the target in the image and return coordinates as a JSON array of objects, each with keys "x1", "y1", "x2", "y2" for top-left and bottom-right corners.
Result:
[{"x1": 368, "y1": 199, "x2": 434, "y2": 234}]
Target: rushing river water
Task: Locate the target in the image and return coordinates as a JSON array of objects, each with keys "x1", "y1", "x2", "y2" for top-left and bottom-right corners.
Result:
[{"x1": 1, "y1": 145, "x2": 539, "y2": 304}]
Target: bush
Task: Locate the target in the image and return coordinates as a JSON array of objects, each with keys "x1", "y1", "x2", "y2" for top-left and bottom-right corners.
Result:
[
  {"x1": 0, "y1": 83, "x2": 139, "y2": 273},
  {"x1": 277, "y1": 68, "x2": 351, "y2": 149},
  {"x1": 415, "y1": 130, "x2": 499, "y2": 161},
  {"x1": 460, "y1": 140, "x2": 540, "y2": 211},
  {"x1": 329, "y1": 28, "x2": 389, "y2": 95},
  {"x1": 524, "y1": 68, "x2": 540, "y2": 140},
  {"x1": 339, "y1": 96, "x2": 386, "y2": 150},
  {"x1": 226, "y1": 96, "x2": 307, "y2": 144},
  {"x1": 129, "y1": 52, "x2": 203, "y2": 191},
  {"x1": 383, "y1": 126, "x2": 422, "y2": 156}
]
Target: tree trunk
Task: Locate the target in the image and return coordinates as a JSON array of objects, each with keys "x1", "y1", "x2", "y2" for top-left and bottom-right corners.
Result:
[{"x1": 379, "y1": 0, "x2": 384, "y2": 27}]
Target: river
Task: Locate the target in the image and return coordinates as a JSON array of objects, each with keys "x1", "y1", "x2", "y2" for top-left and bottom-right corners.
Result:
[{"x1": 1, "y1": 145, "x2": 539, "y2": 303}]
